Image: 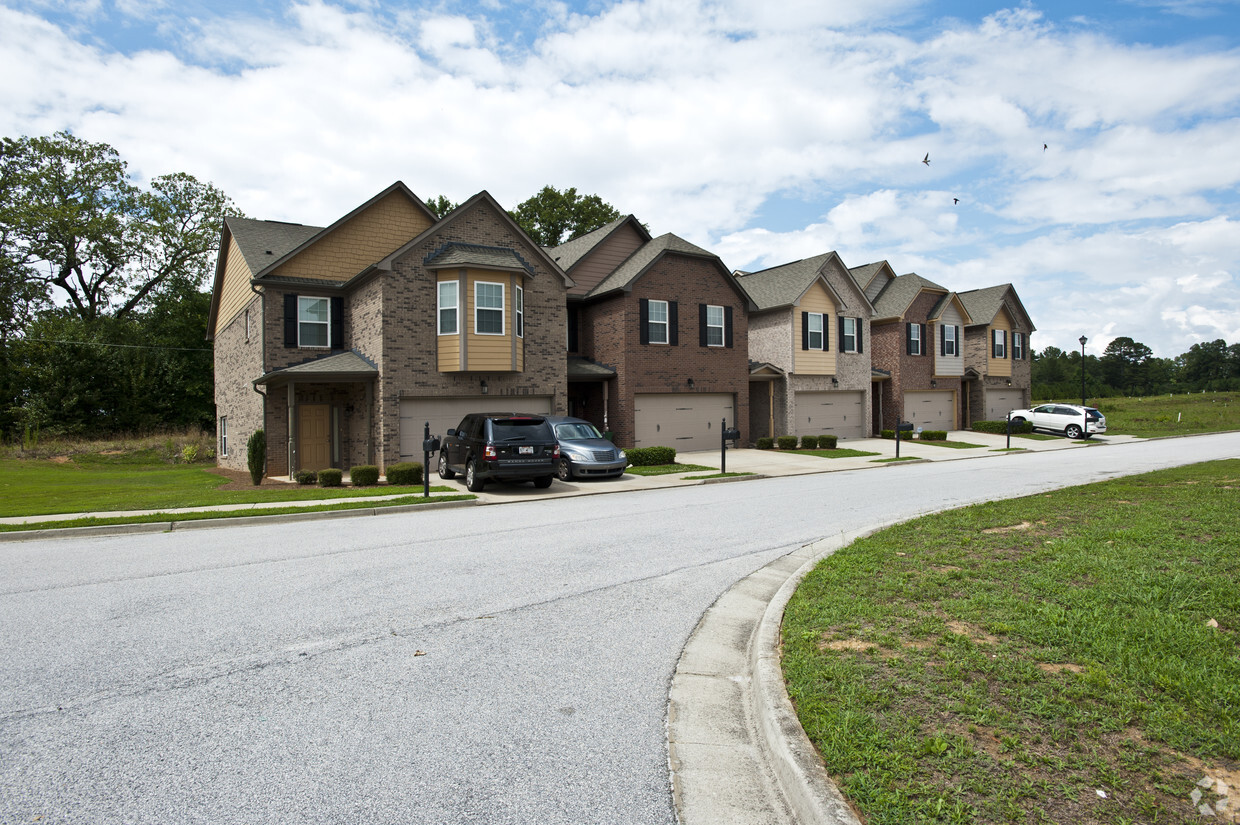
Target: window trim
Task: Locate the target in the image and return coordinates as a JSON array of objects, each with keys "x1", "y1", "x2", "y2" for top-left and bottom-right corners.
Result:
[
  {"x1": 475, "y1": 281, "x2": 505, "y2": 336},
  {"x1": 1013, "y1": 331, "x2": 1024, "y2": 360},
  {"x1": 705, "y1": 304, "x2": 724, "y2": 347},
  {"x1": 942, "y1": 323, "x2": 957, "y2": 357},
  {"x1": 648, "y1": 299, "x2": 669, "y2": 345},
  {"x1": 993, "y1": 328, "x2": 1007, "y2": 359},
  {"x1": 842, "y1": 317, "x2": 857, "y2": 353},
  {"x1": 297, "y1": 296, "x2": 330, "y2": 348},
  {"x1": 220, "y1": 416, "x2": 228, "y2": 457},
  {"x1": 515, "y1": 284, "x2": 524, "y2": 339},
  {"x1": 807, "y1": 312, "x2": 824, "y2": 351},
  {"x1": 909, "y1": 322, "x2": 922, "y2": 356},
  {"x1": 438, "y1": 280, "x2": 459, "y2": 336}
]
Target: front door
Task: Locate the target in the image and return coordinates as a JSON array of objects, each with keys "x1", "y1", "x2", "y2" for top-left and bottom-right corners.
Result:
[{"x1": 298, "y1": 404, "x2": 332, "y2": 472}]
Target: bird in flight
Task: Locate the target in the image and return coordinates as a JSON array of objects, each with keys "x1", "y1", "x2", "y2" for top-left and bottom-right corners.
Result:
[
  {"x1": 1043, "y1": 143, "x2": 1048, "y2": 151},
  {"x1": 922, "y1": 153, "x2": 931, "y2": 166},
  {"x1": 953, "y1": 198, "x2": 959, "y2": 205}
]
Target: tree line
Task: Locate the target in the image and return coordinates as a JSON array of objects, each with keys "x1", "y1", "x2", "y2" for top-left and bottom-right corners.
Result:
[
  {"x1": 1033, "y1": 337, "x2": 1240, "y2": 401},
  {"x1": 0, "y1": 132, "x2": 621, "y2": 441}
]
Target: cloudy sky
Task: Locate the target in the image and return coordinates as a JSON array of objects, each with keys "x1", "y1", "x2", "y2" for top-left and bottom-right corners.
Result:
[{"x1": 2, "y1": 0, "x2": 1238, "y2": 357}]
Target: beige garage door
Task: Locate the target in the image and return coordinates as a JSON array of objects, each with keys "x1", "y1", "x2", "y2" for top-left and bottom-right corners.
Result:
[
  {"x1": 399, "y1": 395, "x2": 552, "y2": 460},
  {"x1": 904, "y1": 390, "x2": 956, "y2": 431},
  {"x1": 984, "y1": 389, "x2": 1023, "y2": 421},
  {"x1": 795, "y1": 391, "x2": 865, "y2": 439},
  {"x1": 634, "y1": 393, "x2": 734, "y2": 452}
]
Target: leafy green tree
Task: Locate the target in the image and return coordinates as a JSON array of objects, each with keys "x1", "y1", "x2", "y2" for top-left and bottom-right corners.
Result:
[
  {"x1": 0, "y1": 132, "x2": 235, "y2": 321},
  {"x1": 1181, "y1": 339, "x2": 1231, "y2": 385},
  {"x1": 1101, "y1": 336, "x2": 1154, "y2": 395},
  {"x1": 509, "y1": 185, "x2": 622, "y2": 247},
  {"x1": 424, "y1": 195, "x2": 458, "y2": 219}
]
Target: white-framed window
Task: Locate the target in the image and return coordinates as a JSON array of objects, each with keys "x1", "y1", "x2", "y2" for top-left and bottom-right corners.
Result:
[
  {"x1": 438, "y1": 280, "x2": 458, "y2": 335},
  {"x1": 993, "y1": 329, "x2": 1007, "y2": 358},
  {"x1": 515, "y1": 285, "x2": 524, "y2": 339},
  {"x1": 842, "y1": 317, "x2": 858, "y2": 352},
  {"x1": 298, "y1": 296, "x2": 329, "y2": 347},
  {"x1": 807, "y1": 312, "x2": 824, "y2": 350},
  {"x1": 943, "y1": 324, "x2": 957, "y2": 356},
  {"x1": 1013, "y1": 332, "x2": 1024, "y2": 360},
  {"x1": 705, "y1": 304, "x2": 724, "y2": 347},
  {"x1": 244, "y1": 308, "x2": 251, "y2": 343},
  {"x1": 220, "y1": 417, "x2": 228, "y2": 457},
  {"x1": 476, "y1": 281, "x2": 504, "y2": 335},
  {"x1": 648, "y1": 299, "x2": 669, "y2": 345},
  {"x1": 909, "y1": 322, "x2": 922, "y2": 356}
]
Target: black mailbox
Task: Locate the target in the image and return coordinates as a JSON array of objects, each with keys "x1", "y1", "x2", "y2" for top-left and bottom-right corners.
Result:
[
  {"x1": 722, "y1": 428, "x2": 741, "y2": 442},
  {"x1": 423, "y1": 436, "x2": 441, "y2": 453},
  {"x1": 897, "y1": 422, "x2": 915, "y2": 432}
]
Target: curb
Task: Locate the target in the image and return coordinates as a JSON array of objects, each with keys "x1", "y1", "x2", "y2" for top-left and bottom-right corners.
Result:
[{"x1": 669, "y1": 521, "x2": 906, "y2": 825}]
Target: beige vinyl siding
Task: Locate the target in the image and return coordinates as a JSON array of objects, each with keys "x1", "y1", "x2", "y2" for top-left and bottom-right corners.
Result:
[
  {"x1": 463, "y1": 270, "x2": 523, "y2": 372},
  {"x1": 989, "y1": 306, "x2": 1014, "y2": 378},
  {"x1": 793, "y1": 282, "x2": 838, "y2": 375},
  {"x1": 437, "y1": 275, "x2": 462, "y2": 372},
  {"x1": 567, "y1": 223, "x2": 646, "y2": 296},
  {"x1": 935, "y1": 300, "x2": 966, "y2": 377},
  {"x1": 266, "y1": 191, "x2": 433, "y2": 283},
  {"x1": 214, "y1": 236, "x2": 257, "y2": 336}
]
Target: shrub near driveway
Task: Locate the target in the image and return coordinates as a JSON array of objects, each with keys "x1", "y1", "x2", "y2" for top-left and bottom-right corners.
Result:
[{"x1": 783, "y1": 459, "x2": 1240, "y2": 825}]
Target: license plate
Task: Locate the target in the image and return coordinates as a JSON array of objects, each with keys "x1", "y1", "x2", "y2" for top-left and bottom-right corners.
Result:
[{"x1": 518, "y1": 446, "x2": 534, "y2": 454}]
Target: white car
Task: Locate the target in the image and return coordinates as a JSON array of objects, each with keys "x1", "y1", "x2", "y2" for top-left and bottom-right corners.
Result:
[{"x1": 1007, "y1": 404, "x2": 1106, "y2": 439}]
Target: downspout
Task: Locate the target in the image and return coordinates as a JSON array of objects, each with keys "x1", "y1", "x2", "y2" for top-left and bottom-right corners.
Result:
[
  {"x1": 250, "y1": 282, "x2": 269, "y2": 478},
  {"x1": 603, "y1": 379, "x2": 609, "y2": 434}
]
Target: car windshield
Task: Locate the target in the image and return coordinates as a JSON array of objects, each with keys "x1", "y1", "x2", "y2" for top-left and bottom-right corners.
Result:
[
  {"x1": 555, "y1": 423, "x2": 602, "y2": 440},
  {"x1": 491, "y1": 418, "x2": 549, "y2": 441}
]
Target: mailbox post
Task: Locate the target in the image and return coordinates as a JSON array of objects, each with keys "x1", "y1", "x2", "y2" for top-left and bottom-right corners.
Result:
[
  {"x1": 895, "y1": 421, "x2": 914, "y2": 458},
  {"x1": 720, "y1": 418, "x2": 741, "y2": 474},
  {"x1": 421, "y1": 422, "x2": 441, "y2": 498},
  {"x1": 1006, "y1": 410, "x2": 1012, "y2": 450}
]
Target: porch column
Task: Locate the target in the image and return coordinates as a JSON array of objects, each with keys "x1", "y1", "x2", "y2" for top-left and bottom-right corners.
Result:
[
  {"x1": 364, "y1": 381, "x2": 374, "y2": 465},
  {"x1": 287, "y1": 381, "x2": 296, "y2": 476}
]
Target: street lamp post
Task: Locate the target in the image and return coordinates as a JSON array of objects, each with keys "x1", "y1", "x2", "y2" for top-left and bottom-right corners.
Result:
[{"x1": 1079, "y1": 335, "x2": 1088, "y2": 408}]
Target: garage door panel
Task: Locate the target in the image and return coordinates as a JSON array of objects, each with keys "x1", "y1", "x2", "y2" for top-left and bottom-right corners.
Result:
[
  {"x1": 795, "y1": 391, "x2": 864, "y2": 439},
  {"x1": 904, "y1": 390, "x2": 955, "y2": 431},
  {"x1": 634, "y1": 393, "x2": 734, "y2": 452},
  {"x1": 984, "y1": 390, "x2": 1021, "y2": 422},
  {"x1": 399, "y1": 396, "x2": 552, "y2": 460}
]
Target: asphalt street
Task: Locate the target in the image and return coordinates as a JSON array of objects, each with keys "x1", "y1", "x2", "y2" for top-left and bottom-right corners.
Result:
[{"x1": 2, "y1": 433, "x2": 1238, "y2": 824}]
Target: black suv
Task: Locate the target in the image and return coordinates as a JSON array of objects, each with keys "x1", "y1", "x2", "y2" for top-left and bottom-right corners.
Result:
[{"x1": 437, "y1": 413, "x2": 560, "y2": 492}]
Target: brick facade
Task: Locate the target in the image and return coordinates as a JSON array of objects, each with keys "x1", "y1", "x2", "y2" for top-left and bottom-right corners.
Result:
[{"x1": 212, "y1": 296, "x2": 265, "y2": 472}]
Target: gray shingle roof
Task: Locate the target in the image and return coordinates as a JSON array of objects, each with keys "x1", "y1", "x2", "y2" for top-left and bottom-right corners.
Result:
[
  {"x1": 734, "y1": 253, "x2": 836, "y2": 310},
  {"x1": 588, "y1": 233, "x2": 720, "y2": 297},
  {"x1": 871, "y1": 273, "x2": 948, "y2": 319},
  {"x1": 227, "y1": 216, "x2": 322, "y2": 276},
  {"x1": 254, "y1": 350, "x2": 379, "y2": 386},
  {"x1": 567, "y1": 356, "x2": 617, "y2": 379},
  {"x1": 958, "y1": 284, "x2": 1035, "y2": 330},
  {"x1": 423, "y1": 242, "x2": 535, "y2": 274}
]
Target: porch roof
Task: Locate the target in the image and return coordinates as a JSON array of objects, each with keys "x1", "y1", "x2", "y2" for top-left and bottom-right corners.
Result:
[
  {"x1": 567, "y1": 356, "x2": 616, "y2": 381},
  {"x1": 254, "y1": 350, "x2": 379, "y2": 387}
]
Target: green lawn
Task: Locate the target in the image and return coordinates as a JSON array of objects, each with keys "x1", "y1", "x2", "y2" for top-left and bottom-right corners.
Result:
[
  {"x1": 907, "y1": 440, "x2": 987, "y2": 450},
  {"x1": 789, "y1": 448, "x2": 883, "y2": 459},
  {"x1": 783, "y1": 459, "x2": 1240, "y2": 825},
  {"x1": 0, "y1": 451, "x2": 444, "y2": 517},
  {"x1": 1067, "y1": 393, "x2": 1238, "y2": 438},
  {"x1": 624, "y1": 463, "x2": 714, "y2": 476}
]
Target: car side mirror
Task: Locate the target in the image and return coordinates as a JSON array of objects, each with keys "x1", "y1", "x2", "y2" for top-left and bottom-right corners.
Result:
[{"x1": 446, "y1": 428, "x2": 456, "y2": 438}]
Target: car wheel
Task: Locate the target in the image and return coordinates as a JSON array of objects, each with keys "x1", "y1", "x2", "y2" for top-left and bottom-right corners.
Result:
[
  {"x1": 437, "y1": 451, "x2": 455, "y2": 479},
  {"x1": 556, "y1": 457, "x2": 573, "y2": 482},
  {"x1": 533, "y1": 475, "x2": 554, "y2": 489},
  {"x1": 465, "y1": 459, "x2": 485, "y2": 492},
  {"x1": 1064, "y1": 424, "x2": 1082, "y2": 439}
]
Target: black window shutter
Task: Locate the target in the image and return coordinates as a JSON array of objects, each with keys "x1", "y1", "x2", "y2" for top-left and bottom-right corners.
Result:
[
  {"x1": 639, "y1": 298, "x2": 650, "y2": 345},
  {"x1": 724, "y1": 306, "x2": 734, "y2": 348},
  {"x1": 939, "y1": 323, "x2": 945, "y2": 356},
  {"x1": 955, "y1": 326, "x2": 960, "y2": 355},
  {"x1": 330, "y1": 296, "x2": 344, "y2": 349},
  {"x1": 823, "y1": 314, "x2": 829, "y2": 351},
  {"x1": 838, "y1": 316, "x2": 845, "y2": 350},
  {"x1": 802, "y1": 312, "x2": 810, "y2": 351},
  {"x1": 669, "y1": 301, "x2": 679, "y2": 346},
  {"x1": 284, "y1": 294, "x2": 298, "y2": 348},
  {"x1": 922, "y1": 324, "x2": 928, "y2": 356},
  {"x1": 699, "y1": 304, "x2": 708, "y2": 347},
  {"x1": 857, "y1": 320, "x2": 864, "y2": 354}
]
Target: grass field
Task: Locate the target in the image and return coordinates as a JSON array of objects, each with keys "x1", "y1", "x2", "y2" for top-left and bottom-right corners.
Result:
[
  {"x1": 1087, "y1": 393, "x2": 1238, "y2": 437},
  {"x1": 782, "y1": 459, "x2": 1240, "y2": 824},
  {"x1": 0, "y1": 450, "x2": 442, "y2": 518}
]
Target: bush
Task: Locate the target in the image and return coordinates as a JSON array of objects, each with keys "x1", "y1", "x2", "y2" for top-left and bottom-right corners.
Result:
[
  {"x1": 919, "y1": 430, "x2": 948, "y2": 441},
  {"x1": 180, "y1": 444, "x2": 199, "y2": 463},
  {"x1": 756, "y1": 437, "x2": 774, "y2": 450},
  {"x1": 972, "y1": 419, "x2": 1034, "y2": 435},
  {"x1": 294, "y1": 469, "x2": 317, "y2": 485},
  {"x1": 387, "y1": 462, "x2": 423, "y2": 486},
  {"x1": 881, "y1": 429, "x2": 895, "y2": 439},
  {"x1": 627, "y1": 446, "x2": 676, "y2": 466},
  {"x1": 820, "y1": 435, "x2": 838, "y2": 449},
  {"x1": 246, "y1": 429, "x2": 266, "y2": 485},
  {"x1": 800, "y1": 435, "x2": 819, "y2": 449},
  {"x1": 350, "y1": 465, "x2": 380, "y2": 486},
  {"x1": 318, "y1": 468, "x2": 342, "y2": 487},
  {"x1": 776, "y1": 436, "x2": 798, "y2": 450}
]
